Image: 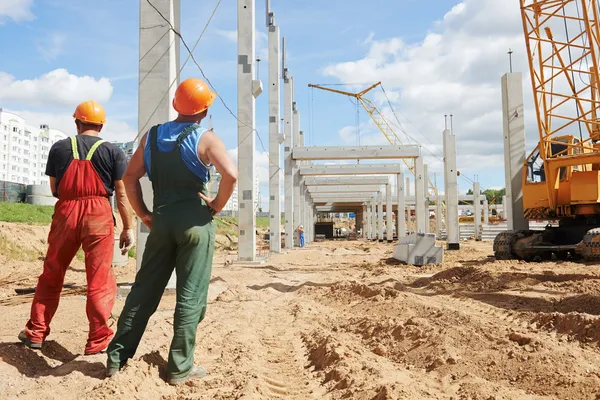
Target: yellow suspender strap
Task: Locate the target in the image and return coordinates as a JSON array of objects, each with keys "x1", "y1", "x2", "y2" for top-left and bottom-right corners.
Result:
[
  {"x1": 86, "y1": 140, "x2": 106, "y2": 160},
  {"x1": 70, "y1": 136, "x2": 79, "y2": 159}
]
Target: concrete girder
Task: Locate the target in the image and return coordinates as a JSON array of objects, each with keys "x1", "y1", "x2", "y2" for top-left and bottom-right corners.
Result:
[
  {"x1": 292, "y1": 145, "x2": 420, "y2": 161},
  {"x1": 307, "y1": 185, "x2": 383, "y2": 193},
  {"x1": 299, "y1": 164, "x2": 403, "y2": 176},
  {"x1": 304, "y1": 176, "x2": 390, "y2": 186}
]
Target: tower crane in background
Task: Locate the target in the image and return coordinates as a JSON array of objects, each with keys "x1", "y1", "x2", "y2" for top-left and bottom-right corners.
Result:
[
  {"x1": 494, "y1": 0, "x2": 600, "y2": 261},
  {"x1": 307, "y1": 82, "x2": 440, "y2": 201}
]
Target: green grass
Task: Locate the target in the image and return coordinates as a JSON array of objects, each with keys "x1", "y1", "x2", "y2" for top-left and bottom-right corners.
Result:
[
  {"x1": 215, "y1": 217, "x2": 238, "y2": 238},
  {"x1": 0, "y1": 235, "x2": 41, "y2": 262},
  {"x1": 0, "y1": 202, "x2": 54, "y2": 225}
]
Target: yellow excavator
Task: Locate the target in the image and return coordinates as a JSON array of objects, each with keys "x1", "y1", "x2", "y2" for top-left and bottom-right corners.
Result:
[{"x1": 494, "y1": 0, "x2": 600, "y2": 261}]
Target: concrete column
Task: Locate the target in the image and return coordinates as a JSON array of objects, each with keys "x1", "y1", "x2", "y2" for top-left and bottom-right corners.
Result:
[
  {"x1": 293, "y1": 104, "x2": 301, "y2": 247},
  {"x1": 386, "y1": 183, "x2": 393, "y2": 242},
  {"x1": 237, "y1": 0, "x2": 261, "y2": 261},
  {"x1": 415, "y1": 157, "x2": 426, "y2": 233},
  {"x1": 371, "y1": 199, "x2": 377, "y2": 241},
  {"x1": 501, "y1": 72, "x2": 529, "y2": 231},
  {"x1": 443, "y1": 129, "x2": 460, "y2": 250},
  {"x1": 423, "y1": 164, "x2": 429, "y2": 234},
  {"x1": 267, "y1": 16, "x2": 281, "y2": 253},
  {"x1": 366, "y1": 203, "x2": 372, "y2": 239},
  {"x1": 502, "y1": 195, "x2": 508, "y2": 220},
  {"x1": 283, "y1": 72, "x2": 293, "y2": 249},
  {"x1": 397, "y1": 172, "x2": 406, "y2": 238},
  {"x1": 406, "y1": 177, "x2": 411, "y2": 197},
  {"x1": 377, "y1": 191, "x2": 384, "y2": 242},
  {"x1": 361, "y1": 204, "x2": 369, "y2": 239},
  {"x1": 137, "y1": 0, "x2": 180, "y2": 286},
  {"x1": 299, "y1": 129, "x2": 305, "y2": 245},
  {"x1": 436, "y1": 201, "x2": 442, "y2": 239},
  {"x1": 483, "y1": 199, "x2": 489, "y2": 225},
  {"x1": 474, "y1": 182, "x2": 482, "y2": 241}
]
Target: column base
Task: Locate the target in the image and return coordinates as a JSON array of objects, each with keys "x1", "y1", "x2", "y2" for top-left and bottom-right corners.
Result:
[
  {"x1": 447, "y1": 243, "x2": 460, "y2": 250},
  {"x1": 378, "y1": 239, "x2": 383, "y2": 243},
  {"x1": 387, "y1": 240, "x2": 393, "y2": 244}
]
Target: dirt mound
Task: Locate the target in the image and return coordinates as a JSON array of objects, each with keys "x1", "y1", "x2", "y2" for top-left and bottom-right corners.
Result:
[
  {"x1": 532, "y1": 312, "x2": 600, "y2": 343},
  {"x1": 327, "y1": 281, "x2": 400, "y2": 301}
]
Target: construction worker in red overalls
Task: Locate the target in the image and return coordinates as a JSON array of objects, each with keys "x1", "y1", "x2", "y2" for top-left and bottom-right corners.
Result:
[{"x1": 19, "y1": 101, "x2": 135, "y2": 355}]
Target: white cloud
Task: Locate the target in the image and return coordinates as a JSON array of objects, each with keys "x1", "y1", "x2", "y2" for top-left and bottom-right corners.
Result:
[
  {"x1": 0, "y1": 0, "x2": 34, "y2": 24},
  {"x1": 36, "y1": 33, "x2": 67, "y2": 61},
  {"x1": 5, "y1": 109, "x2": 136, "y2": 142},
  {"x1": 0, "y1": 69, "x2": 113, "y2": 108},
  {"x1": 321, "y1": 0, "x2": 531, "y2": 183},
  {"x1": 214, "y1": 28, "x2": 269, "y2": 60}
]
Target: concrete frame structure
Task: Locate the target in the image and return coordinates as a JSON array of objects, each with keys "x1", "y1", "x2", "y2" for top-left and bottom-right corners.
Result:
[
  {"x1": 308, "y1": 185, "x2": 383, "y2": 193},
  {"x1": 267, "y1": 7, "x2": 282, "y2": 253},
  {"x1": 299, "y1": 164, "x2": 404, "y2": 176},
  {"x1": 443, "y1": 128, "x2": 460, "y2": 250},
  {"x1": 136, "y1": 0, "x2": 180, "y2": 285},
  {"x1": 293, "y1": 145, "x2": 420, "y2": 160},
  {"x1": 304, "y1": 176, "x2": 390, "y2": 186},
  {"x1": 237, "y1": 0, "x2": 263, "y2": 261},
  {"x1": 501, "y1": 72, "x2": 529, "y2": 231},
  {"x1": 397, "y1": 172, "x2": 406, "y2": 238}
]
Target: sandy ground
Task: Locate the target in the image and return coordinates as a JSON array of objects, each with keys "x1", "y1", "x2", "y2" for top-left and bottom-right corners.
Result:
[{"x1": 1, "y1": 222, "x2": 600, "y2": 399}]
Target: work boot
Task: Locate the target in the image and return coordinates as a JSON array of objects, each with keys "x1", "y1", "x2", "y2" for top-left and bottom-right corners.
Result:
[
  {"x1": 84, "y1": 346, "x2": 108, "y2": 356},
  {"x1": 106, "y1": 366, "x2": 120, "y2": 378},
  {"x1": 167, "y1": 366, "x2": 207, "y2": 386},
  {"x1": 18, "y1": 330, "x2": 43, "y2": 350}
]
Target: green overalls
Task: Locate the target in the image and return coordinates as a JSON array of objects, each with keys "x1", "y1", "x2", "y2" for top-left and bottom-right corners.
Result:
[{"x1": 106, "y1": 123, "x2": 216, "y2": 380}]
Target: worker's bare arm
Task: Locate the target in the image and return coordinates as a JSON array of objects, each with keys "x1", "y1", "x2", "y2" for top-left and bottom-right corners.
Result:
[
  {"x1": 123, "y1": 133, "x2": 152, "y2": 229},
  {"x1": 114, "y1": 180, "x2": 133, "y2": 230},
  {"x1": 198, "y1": 130, "x2": 238, "y2": 213},
  {"x1": 49, "y1": 177, "x2": 57, "y2": 198}
]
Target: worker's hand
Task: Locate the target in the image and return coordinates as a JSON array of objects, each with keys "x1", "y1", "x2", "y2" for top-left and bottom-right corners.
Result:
[
  {"x1": 198, "y1": 192, "x2": 219, "y2": 215},
  {"x1": 140, "y1": 213, "x2": 152, "y2": 230},
  {"x1": 120, "y1": 229, "x2": 135, "y2": 255}
]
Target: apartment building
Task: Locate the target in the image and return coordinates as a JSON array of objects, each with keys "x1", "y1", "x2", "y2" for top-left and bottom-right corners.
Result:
[
  {"x1": 207, "y1": 165, "x2": 260, "y2": 212},
  {"x1": 0, "y1": 108, "x2": 68, "y2": 185}
]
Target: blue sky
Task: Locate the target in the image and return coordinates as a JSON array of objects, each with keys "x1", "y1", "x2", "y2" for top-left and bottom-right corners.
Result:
[{"x1": 0, "y1": 0, "x2": 534, "y2": 209}]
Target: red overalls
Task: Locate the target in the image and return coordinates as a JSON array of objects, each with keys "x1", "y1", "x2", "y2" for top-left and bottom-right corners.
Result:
[{"x1": 25, "y1": 136, "x2": 116, "y2": 354}]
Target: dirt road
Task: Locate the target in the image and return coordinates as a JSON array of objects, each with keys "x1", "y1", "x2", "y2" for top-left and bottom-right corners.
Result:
[{"x1": 1, "y1": 224, "x2": 600, "y2": 399}]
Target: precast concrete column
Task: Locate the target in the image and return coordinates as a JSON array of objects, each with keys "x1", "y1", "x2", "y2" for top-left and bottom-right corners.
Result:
[
  {"x1": 377, "y1": 191, "x2": 384, "y2": 242},
  {"x1": 366, "y1": 203, "x2": 372, "y2": 239},
  {"x1": 501, "y1": 72, "x2": 529, "y2": 231},
  {"x1": 267, "y1": 16, "x2": 281, "y2": 253},
  {"x1": 237, "y1": 0, "x2": 262, "y2": 261},
  {"x1": 371, "y1": 199, "x2": 377, "y2": 241},
  {"x1": 293, "y1": 104, "x2": 301, "y2": 247},
  {"x1": 283, "y1": 73, "x2": 294, "y2": 249},
  {"x1": 502, "y1": 195, "x2": 508, "y2": 220},
  {"x1": 137, "y1": 0, "x2": 180, "y2": 285},
  {"x1": 415, "y1": 157, "x2": 426, "y2": 233},
  {"x1": 386, "y1": 183, "x2": 393, "y2": 242},
  {"x1": 406, "y1": 177, "x2": 411, "y2": 197},
  {"x1": 397, "y1": 172, "x2": 406, "y2": 238},
  {"x1": 436, "y1": 197, "x2": 442, "y2": 238},
  {"x1": 474, "y1": 182, "x2": 482, "y2": 241},
  {"x1": 483, "y1": 199, "x2": 489, "y2": 225},
  {"x1": 423, "y1": 164, "x2": 429, "y2": 234},
  {"x1": 443, "y1": 129, "x2": 460, "y2": 250},
  {"x1": 362, "y1": 204, "x2": 368, "y2": 239}
]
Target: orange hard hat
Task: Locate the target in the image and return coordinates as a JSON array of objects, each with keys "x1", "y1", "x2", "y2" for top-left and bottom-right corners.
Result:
[
  {"x1": 73, "y1": 100, "x2": 106, "y2": 125},
  {"x1": 172, "y1": 78, "x2": 216, "y2": 116}
]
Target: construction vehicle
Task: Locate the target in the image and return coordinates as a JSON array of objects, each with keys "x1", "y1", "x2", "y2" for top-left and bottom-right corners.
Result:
[{"x1": 494, "y1": 0, "x2": 600, "y2": 261}]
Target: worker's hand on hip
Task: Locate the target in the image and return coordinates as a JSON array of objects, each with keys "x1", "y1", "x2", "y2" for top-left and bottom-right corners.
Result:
[
  {"x1": 198, "y1": 192, "x2": 219, "y2": 216},
  {"x1": 120, "y1": 229, "x2": 135, "y2": 255},
  {"x1": 140, "y1": 213, "x2": 152, "y2": 230}
]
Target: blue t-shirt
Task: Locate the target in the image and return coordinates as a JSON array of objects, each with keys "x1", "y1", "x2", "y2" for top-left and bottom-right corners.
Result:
[{"x1": 143, "y1": 122, "x2": 211, "y2": 182}]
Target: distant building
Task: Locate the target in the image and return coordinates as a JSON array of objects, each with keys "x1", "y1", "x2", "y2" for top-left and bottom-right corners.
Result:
[
  {"x1": 0, "y1": 108, "x2": 68, "y2": 185},
  {"x1": 111, "y1": 141, "x2": 138, "y2": 162}
]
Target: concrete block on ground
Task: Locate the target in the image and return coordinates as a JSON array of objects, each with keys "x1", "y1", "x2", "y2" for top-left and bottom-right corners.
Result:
[{"x1": 393, "y1": 232, "x2": 444, "y2": 266}]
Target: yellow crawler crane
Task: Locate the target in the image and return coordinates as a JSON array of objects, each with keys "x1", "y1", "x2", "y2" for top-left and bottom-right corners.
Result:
[
  {"x1": 494, "y1": 0, "x2": 600, "y2": 261},
  {"x1": 307, "y1": 82, "x2": 441, "y2": 201}
]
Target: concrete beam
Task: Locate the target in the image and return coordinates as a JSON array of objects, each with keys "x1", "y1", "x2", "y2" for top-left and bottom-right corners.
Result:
[
  {"x1": 307, "y1": 185, "x2": 383, "y2": 193},
  {"x1": 293, "y1": 145, "x2": 420, "y2": 161},
  {"x1": 300, "y1": 164, "x2": 403, "y2": 176},
  {"x1": 304, "y1": 176, "x2": 390, "y2": 186}
]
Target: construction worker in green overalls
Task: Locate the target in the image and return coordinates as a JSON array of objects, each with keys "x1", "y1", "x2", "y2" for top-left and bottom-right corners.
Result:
[{"x1": 106, "y1": 78, "x2": 238, "y2": 385}]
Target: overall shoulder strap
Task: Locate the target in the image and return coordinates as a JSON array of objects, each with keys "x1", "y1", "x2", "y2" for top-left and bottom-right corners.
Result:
[
  {"x1": 175, "y1": 123, "x2": 201, "y2": 149},
  {"x1": 149, "y1": 124, "x2": 160, "y2": 153},
  {"x1": 86, "y1": 140, "x2": 106, "y2": 161},
  {"x1": 70, "y1": 136, "x2": 79, "y2": 160}
]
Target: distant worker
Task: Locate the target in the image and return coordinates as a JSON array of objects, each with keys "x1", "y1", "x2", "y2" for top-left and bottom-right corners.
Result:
[
  {"x1": 19, "y1": 101, "x2": 134, "y2": 355},
  {"x1": 298, "y1": 224, "x2": 305, "y2": 247},
  {"x1": 106, "y1": 78, "x2": 238, "y2": 385}
]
